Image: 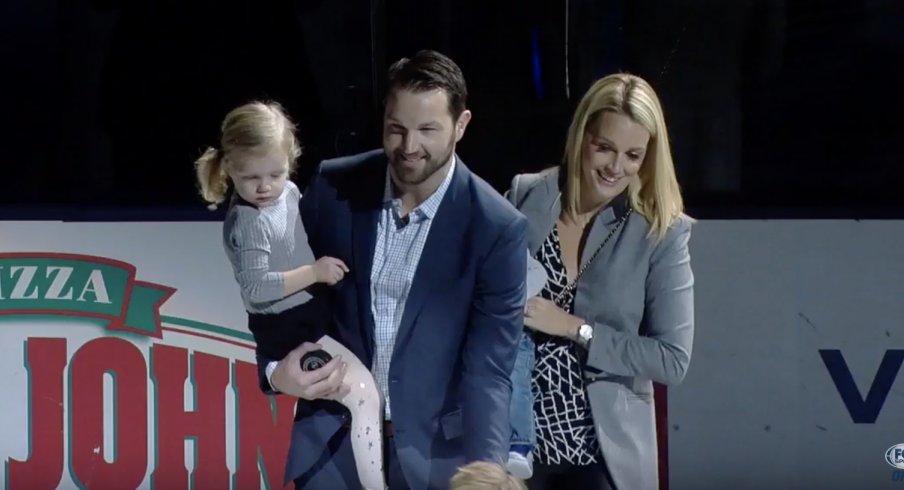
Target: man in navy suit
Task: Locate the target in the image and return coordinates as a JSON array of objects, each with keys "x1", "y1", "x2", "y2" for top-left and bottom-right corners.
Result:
[{"x1": 264, "y1": 50, "x2": 528, "y2": 489}]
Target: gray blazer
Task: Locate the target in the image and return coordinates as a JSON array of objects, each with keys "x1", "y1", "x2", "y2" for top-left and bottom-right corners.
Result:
[{"x1": 507, "y1": 170, "x2": 694, "y2": 490}]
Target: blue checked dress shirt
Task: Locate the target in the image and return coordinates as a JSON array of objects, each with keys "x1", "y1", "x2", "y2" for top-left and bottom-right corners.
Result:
[{"x1": 370, "y1": 158, "x2": 456, "y2": 420}]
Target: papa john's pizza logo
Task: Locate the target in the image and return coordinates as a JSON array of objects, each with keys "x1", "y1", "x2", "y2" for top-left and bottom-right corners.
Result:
[{"x1": 0, "y1": 252, "x2": 296, "y2": 490}]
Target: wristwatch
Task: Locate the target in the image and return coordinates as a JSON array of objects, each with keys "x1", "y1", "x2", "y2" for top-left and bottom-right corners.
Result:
[{"x1": 576, "y1": 323, "x2": 593, "y2": 348}]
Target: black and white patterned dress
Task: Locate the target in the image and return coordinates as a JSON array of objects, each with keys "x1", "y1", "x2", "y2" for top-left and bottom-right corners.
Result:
[{"x1": 531, "y1": 225, "x2": 600, "y2": 465}]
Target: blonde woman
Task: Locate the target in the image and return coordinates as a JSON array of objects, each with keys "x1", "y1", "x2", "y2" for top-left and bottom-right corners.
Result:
[{"x1": 507, "y1": 74, "x2": 694, "y2": 490}]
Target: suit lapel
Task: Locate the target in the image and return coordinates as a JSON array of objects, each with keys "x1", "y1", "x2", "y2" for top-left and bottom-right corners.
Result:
[
  {"x1": 392, "y1": 161, "x2": 470, "y2": 355},
  {"x1": 526, "y1": 172, "x2": 560, "y2": 255},
  {"x1": 351, "y1": 158, "x2": 386, "y2": 363},
  {"x1": 579, "y1": 192, "x2": 629, "y2": 267}
]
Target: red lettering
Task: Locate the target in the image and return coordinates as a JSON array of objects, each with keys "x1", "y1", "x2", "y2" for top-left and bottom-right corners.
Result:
[
  {"x1": 233, "y1": 360, "x2": 295, "y2": 490},
  {"x1": 151, "y1": 345, "x2": 229, "y2": 490},
  {"x1": 70, "y1": 337, "x2": 148, "y2": 490},
  {"x1": 7, "y1": 338, "x2": 67, "y2": 490}
]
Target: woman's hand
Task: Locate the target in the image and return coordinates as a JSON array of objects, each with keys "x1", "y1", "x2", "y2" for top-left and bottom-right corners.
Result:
[{"x1": 524, "y1": 297, "x2": 584, "y2": 340}]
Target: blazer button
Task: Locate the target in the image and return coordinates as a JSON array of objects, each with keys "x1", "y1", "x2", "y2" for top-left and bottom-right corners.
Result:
[{"x1": 390, "y1": 377, "x2": 399, "y2": 384}]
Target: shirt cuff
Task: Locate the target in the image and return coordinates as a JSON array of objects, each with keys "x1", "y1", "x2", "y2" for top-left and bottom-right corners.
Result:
[{"x1": 265, "y1": 360, "x2": 279, "y2": 392}]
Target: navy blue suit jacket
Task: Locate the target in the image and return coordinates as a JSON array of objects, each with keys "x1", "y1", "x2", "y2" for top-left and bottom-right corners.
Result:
[{"x1": 261, "y1": 150, "x2": 527, "y2": 489}]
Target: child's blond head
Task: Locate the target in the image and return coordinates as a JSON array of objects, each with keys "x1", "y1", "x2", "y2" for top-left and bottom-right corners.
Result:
[
  {"x1": 194, "y1": 101, "x2": 301, "y2": 209},
  {"x1": 449, "y1": 461, "x2": 526, "y2": 490}
]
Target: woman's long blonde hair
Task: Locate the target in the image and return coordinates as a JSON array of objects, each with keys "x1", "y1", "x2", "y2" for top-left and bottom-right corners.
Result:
[
  {"x1": 560, "y1": 73, "x2": 685, "y2": 239},
  {"x1": 194, "y1": 101, "x2": 301, "y2": 208}
]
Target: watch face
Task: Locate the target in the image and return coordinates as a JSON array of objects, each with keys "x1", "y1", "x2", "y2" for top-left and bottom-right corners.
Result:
[{"x1": 580, "y1": 324, "x2": 592, "y2": 339}]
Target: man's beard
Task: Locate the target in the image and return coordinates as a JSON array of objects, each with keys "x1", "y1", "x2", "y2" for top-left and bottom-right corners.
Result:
[{"x1": 390, "y1": 138, "x2": 455, "y2": 186}]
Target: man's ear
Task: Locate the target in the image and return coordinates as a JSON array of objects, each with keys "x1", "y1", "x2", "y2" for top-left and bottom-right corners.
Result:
[{"x1": 454, "y1": 110, "x2": 472, "y2": 143}]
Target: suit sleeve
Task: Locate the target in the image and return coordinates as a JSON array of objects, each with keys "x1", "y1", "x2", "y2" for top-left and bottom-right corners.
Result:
[
  {"x1": 584, "y1": 218, "x2": 695, "y2": 385},
  {"x1": 462, "y1": 215, "x2": 528, "y2": 463},
  {"x1": 300, "y1": 163, "x2": 323, "y2": 255}
]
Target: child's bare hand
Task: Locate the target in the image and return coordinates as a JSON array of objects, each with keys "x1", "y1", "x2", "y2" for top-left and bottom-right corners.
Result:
[{"x1": 313, "y1": 256, "x2": 349, "y2": 285}]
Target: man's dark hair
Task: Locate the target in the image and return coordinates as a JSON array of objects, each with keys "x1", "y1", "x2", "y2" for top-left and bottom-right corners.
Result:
[{"x1": 386, "y1": 50, "x2": 468, "y2": 121}]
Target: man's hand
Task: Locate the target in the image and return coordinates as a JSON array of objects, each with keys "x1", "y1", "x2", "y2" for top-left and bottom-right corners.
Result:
[{"x1": 270, "y1": 342, "x2": 350, "y2": 400}]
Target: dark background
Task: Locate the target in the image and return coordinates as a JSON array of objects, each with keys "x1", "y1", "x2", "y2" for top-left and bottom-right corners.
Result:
[{"x1": 2, "y1": 0, "x2": 902, "y2": 218}]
